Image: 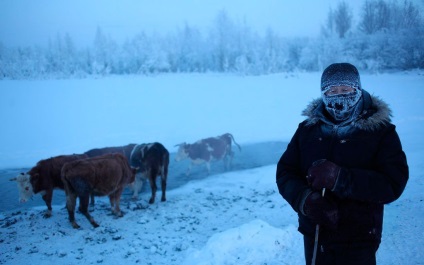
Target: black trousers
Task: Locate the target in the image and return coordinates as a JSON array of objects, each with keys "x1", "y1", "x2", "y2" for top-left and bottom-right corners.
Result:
[{"x1": 303, "y1": 235, "x2": 380, "y2": 265}]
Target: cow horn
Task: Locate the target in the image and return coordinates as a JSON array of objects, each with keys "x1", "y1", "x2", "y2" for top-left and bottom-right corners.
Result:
[
  {"x1": 174, "y1": 142, "x2": 185, "y2": 147},
  {"x1": 9, "y1": 177, "x2": 17, "y2": 181}
]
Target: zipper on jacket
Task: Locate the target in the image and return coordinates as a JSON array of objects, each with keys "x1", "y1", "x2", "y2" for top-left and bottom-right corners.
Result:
[{"x1": 327, "y1": 125, "x2": 339, "y2": 160}]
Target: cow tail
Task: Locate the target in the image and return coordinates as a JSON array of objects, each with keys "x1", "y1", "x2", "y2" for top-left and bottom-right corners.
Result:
[
  {"x1": 229, "y1": 133, "x2": 242, "y2": 151},
  {"x1": 61, "y1": 166, "x2": 75, "y2": 195}
]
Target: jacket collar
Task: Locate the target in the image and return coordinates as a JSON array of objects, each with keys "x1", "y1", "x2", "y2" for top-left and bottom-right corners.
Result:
[{"x1": 302, "y1": 90, "x2": 392, "y2": 131}]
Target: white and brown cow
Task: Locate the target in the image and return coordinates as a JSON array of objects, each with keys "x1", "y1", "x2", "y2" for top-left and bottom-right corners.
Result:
[
  {"x1": 61, "y1": 153, "x2": 136, "y2": 229},
  {"x1": 175, "y1": 133, "x2": 241, "y2": 175},
  {"x1": 10, "y1": 154, "x2": 90, "y2": 218},
  {"x1": 130, "y1": 142, "x2": 169, "y2": 204}
]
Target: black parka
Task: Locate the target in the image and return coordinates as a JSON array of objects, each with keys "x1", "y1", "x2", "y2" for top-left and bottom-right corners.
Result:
[{"x1": 276, "y1": 90, "x2": 409, "y2": 242}]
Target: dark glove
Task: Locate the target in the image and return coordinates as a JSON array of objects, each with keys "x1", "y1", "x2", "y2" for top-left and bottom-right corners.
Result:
[
  {"x1": 307, "y1": 159, "x2": 341, "y2": 190},
  {"x1": 301, "y1": 190, "x2": 339, "y2": 230}
]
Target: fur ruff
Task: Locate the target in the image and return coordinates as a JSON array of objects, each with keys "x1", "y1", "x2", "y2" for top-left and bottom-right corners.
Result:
[{"x1": 302, "y1": 93, "x2": 392, "y2": 131}]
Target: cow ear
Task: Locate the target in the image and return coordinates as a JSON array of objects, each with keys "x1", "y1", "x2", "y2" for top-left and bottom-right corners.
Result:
[{"x1": 20, "y1": 172, "x2": 25, "y2": 175}]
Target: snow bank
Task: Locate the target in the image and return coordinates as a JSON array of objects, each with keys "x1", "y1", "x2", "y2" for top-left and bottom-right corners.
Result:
[{"x1": 183, "y1": 219, "x2": 302, "y2": 265}]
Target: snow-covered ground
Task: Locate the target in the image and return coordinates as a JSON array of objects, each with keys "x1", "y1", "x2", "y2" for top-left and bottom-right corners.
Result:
[{"x1": 0, "y1": 72, "x2": 423, "y2": 265}]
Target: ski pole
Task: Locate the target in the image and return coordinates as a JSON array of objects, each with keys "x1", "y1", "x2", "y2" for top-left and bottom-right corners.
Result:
[{"x1": 311, "y1": 188, "x2": 326, "y2": 265}]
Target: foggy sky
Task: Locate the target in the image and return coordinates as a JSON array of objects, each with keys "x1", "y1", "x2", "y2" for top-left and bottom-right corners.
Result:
[{"x1": 0, "y1": 0, "x2": 365, "y2": 47}]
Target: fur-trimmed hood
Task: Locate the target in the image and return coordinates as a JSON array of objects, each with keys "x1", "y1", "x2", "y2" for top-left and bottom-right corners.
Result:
[{"x1": 302, "y1": 90, "x2": 392, "y2": 131}]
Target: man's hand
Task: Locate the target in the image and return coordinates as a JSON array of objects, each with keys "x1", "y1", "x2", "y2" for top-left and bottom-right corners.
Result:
[
  {"x1": 302, "y1": 191, "x2": 339, "y2": 230},
  {"x1": 307, "y1": 159, "x2": 341, "y2": 190}
]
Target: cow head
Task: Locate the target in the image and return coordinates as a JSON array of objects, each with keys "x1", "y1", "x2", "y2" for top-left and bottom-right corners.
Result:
[
  {"x1": 9, "y1": 172, "x2": 34, "y2": 202},
  {"x1": 174, "y1": 143, "x2": 188, "y2": 162}
]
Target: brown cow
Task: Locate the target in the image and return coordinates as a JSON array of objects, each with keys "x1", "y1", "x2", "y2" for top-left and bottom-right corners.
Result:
[
  {"x1": 10, "y1": 154, "x2": 89, "y2": 218},
  {"x1": 61, "y1": 153, "x2": 136, "y2": 229},
  {"x1": 129, "y1": 142, "x2": 169, "y2": 204},
  {"x1": 84, "y1": 144, "x2": 136, "y2": 160},
  {"x1": 84, "y1": 143, "x2": 168, "y2": 201},
  {"x1": 175, "y1": 133, "x2": 241, "y2": 175},
  {"x1": 84, "y1": 143, "x2": 138, "y2": 197}
]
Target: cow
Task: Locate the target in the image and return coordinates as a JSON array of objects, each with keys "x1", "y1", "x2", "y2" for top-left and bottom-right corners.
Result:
[
  {"x1": 9, "y1": 154, "x2": 90, "y2": 218},
  {"x1": 174, "y1": 133, "x2": 241, "y2": 175},
  {"x1": 84, "y1": 144, "x2": 136, "y2": 161},
  {"x1": 84, "y1": 144, "x2": 138, "y2": 197},
  {"x1": 61, "y1": 153, "x2": 136, "y2": 229},
  {"x1": 130, "y1": 142, "x2": 169, "y2": 204},
  {"x1": 84, "y1": 143, "x2": 169, "y2": 202}
]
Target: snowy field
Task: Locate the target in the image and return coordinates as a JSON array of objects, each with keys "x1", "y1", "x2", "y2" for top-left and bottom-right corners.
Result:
[{"x1": 0, "y1": 72, "x2": 423, "y2": 265}]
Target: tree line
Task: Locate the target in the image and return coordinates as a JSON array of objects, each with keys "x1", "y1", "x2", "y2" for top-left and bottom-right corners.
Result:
[{"x1": 1, "y1": 0, "x2": 423, "y2": 79}]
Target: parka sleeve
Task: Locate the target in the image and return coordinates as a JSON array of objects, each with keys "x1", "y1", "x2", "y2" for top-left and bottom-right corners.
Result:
[
  {"x1": 332, "y1": 124, "x2": 409, "y2": 204},
  {"x1": 276, "y1": 124, "x2": 311, "y2": 213}
]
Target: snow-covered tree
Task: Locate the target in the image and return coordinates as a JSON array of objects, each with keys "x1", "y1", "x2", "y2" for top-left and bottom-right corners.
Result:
[
  {"x1": 359, "y1": 0, "x2": 391, "y2": 34},
  {"x1": 333, "y1": 1, "x2": 353, "y2": 38},
  {"x1": 1, "y1": 1, "x2": 423, "y2": 79},
  {"x1": 92, "y1": 27, "x2": 117, "y2": 75},
  {"x1": 208, "y1": 9, "x2": 237, "y2": 72},
  {"x1": 171, "y1": 23, "x2": 205, "y2": 72}
]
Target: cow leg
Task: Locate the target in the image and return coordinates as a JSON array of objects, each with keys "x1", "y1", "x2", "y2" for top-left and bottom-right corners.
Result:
[
  {"x1": 88, "y1": 193, "x2": 95, "y2": 212},
  {"x1": 224, "y1": 153, "x2": 233, "y2": 170},
  {"x1": 65, "y1": 192, "x2": 80, "y2": 229},
  {"x1": 186, "y1": 164, "x2": 192, "y2": 176},
  {"x1": 109, "y1": 196, "x2": 115, "y2": 212},
  {"x1": 78, "y1": 195, "x2": 95, "y2": 213},
  {"x1": 89, "y1": 193, "x2": 95, "y2": 206},
  {"x1": 109, "y1": 189, "x2": 124, "y2": 217},
  {"x1": 131, "y1": 173, "x2": 143, "y2": 199},
  {"x1": 206, "y1": 162, "x2": 211, "y2": 175},
  {"x1": 161, "y1": 165, "x2": 168, "y2": 202},
  {"x1": 108, "y1": 194, "x2": 123, "y2": 217},
  {"x1": 228, "y1": 151, "x2": 235, "y2": 169},
  {"x1": 130, "y1": 180, "x2": 137, "y2": 199},
  {"x1": 147, "y1": 170, "x2": 157, "y2": 204},
  {"x1": 160, "y1": 177, "x2": 167, "y2": 202},
  {"x1": 41, "y1": 189, "x2": 53, "y2": 218},
  {"x1": 79, "y1": 194, "x2": 99, "y2": 228},
  {"x1": 223, "y1": 155, "x2": 229, "y2": 170}
]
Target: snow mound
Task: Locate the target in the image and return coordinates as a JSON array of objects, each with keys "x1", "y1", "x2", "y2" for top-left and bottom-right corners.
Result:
[{"x1": 183, "y1": 219, "x2": 303, "y2": 265}]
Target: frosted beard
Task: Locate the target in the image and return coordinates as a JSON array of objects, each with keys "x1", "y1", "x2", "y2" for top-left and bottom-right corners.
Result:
[{"x1": 322, "y1": 89, "x2": 362, "y2": 121}]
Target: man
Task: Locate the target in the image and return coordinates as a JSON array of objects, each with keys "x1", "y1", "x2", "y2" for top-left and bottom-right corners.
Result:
[{"x1": 276, "y1": 63, "x2": 408, "y2": 265}]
